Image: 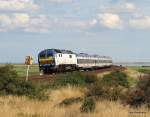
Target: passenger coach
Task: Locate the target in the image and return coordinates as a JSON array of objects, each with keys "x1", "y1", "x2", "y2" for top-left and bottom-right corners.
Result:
[{"x1": 38, "y1": 49, "x2": 113, "y2": 73}]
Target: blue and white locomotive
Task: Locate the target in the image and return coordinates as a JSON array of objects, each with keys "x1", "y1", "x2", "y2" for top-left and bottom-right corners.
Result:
[{"x1": 38, "y1": 49, "x2": 112, "y2": 73}]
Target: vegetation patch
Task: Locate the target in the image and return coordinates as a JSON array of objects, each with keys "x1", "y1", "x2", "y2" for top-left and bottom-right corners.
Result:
[
  {"x1": 49, "y1": 72, "x2": 98, "y2": 88},
  {"x1": 102, "y1": 70, "x2": 129, "y2": 88},
  {"x1": 0, "y1": 65, "x2": 48, "y2": 100},
  {"x1": 59, "y1": 97, "x2": 83, "y2": 106},
  {"x1": 126, "y1": 74, "x2": 150, "y2": 108},
  {"x1": 86, "y1": 70, "x2": 129, "y2": 101},
  {"x1": 138, "y1": 68, "x2": 150, "y2": 74},
  {"x1": 80, "y1": 97, "x2": 96, "y2": 113}
]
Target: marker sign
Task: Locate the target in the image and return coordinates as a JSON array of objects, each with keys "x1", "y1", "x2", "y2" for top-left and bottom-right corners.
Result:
[
  {"x1": 25, "y1": 56, "x2": 33, "y2": 65},
  {"x1": 25, "y1": 56, "x2": 33, "y2": 81}
]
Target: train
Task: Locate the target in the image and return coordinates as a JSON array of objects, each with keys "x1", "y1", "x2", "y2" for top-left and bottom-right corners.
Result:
[{"x1": 38, "y1": 49, "x2": 113, "y2": 74}]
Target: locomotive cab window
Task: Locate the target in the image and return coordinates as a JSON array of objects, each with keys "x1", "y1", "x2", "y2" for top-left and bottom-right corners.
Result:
[{"x1": 69, "y1": 55, "x2": 72, "y2": 58}]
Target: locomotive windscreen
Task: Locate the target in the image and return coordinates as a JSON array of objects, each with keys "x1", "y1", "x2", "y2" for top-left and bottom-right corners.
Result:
[
  {"x1": 38, "y1": 50, "x2": 55, "y2": 65},
  {"x1": 39, "y1": 51, "x2": 46, "y2": 58}
]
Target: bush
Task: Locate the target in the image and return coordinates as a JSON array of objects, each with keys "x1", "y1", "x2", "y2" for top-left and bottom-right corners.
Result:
[
  {"x1": 85, "y1": 70, "x2": 129, "y2": 101},
  {"x1": 0, "y1": 65, "x2": 18, "y2": 95},
  {"x1": 50, "y1": 72, "x2": 98, "y2": 88},
  {"x1": 86, "y1": 82, "x2": 124, "y2": 101},
  {"x1": 86, "y1": 82, "x2": 107, "y2": 99},
  {"x1": 126, "y1": 75, "x2": 150, "y2": 108},
  {"x1": 80, "y1": 97, "x2": 96, "y2": 113},
  {"x1": 126, "y1": 89, "x2": 145, "y2": 107},
  {"x1": 102, "y1": 70, "x2": 129, "y2": 88},
  {"x1": 59, "y1": 97, "x2": 83, "y2": 106},
  {"x1": 0, "y1": 65, "x2": 48, "y2": 100}
]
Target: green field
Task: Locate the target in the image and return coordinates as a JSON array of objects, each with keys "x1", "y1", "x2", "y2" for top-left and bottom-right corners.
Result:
[
  {"x1": 0, "y1": 64, "x2": 39, "y2": 77},
  {"x1": 128, "y1": 66, "x2": 150, "y2": 74},
  {"x1": 14, "y1": 64, "x2": 39, "y2": 77}
]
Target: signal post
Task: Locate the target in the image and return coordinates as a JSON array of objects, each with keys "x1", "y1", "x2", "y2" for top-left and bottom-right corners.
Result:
[{"x1": 25, "y1": 56, "x2": 33, "y2": 81}]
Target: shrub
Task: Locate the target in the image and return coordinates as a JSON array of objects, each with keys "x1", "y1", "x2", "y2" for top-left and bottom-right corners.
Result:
[
  {"x1": 85, "y1": 70, "x2": 129, "y2": 101},
  {"x1": 86, "y1": 82, "x2": 107, "y2": 99},
  {"x1": 126, "y1": 89, "x2": 145, "y2": 107},
  {"x1": 51, "y1": 72, "x2": 98, "y2": 88},
  {"x1": 59, "y1": 97, "x2": 83, "y2": 106},
  {"x1": 102, "y1": 70, "x2": 129, "y2": 88},
  {"x1": 16, "y1": 81, "x2": 48, "y2": 100},
  {"x1": 125, "y1": 75, "x2": 150, "y2": 108},
  {"x1": 106, "y1": 86, "x2": 124, "y2": 101},
  {"x1": 80, "y1": 97, "x2": 96, "y2": 113},
  {"x1": 0, "y1": 65, "x2": 48, "y2": 100},
  {"x1": 86, "y1": 82, "x2": 124, "y2": 101},
  {"x1": 0, "y1": 65, "x2": 18, "y2": 95}
]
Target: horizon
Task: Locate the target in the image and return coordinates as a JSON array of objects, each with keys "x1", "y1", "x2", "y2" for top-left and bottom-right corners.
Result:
[{"x1": 0, "y1": 0, "x2": 150, "y2": 63}]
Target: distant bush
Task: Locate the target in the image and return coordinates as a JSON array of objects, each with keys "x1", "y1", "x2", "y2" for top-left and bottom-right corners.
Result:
[
  {"x1": 125, "y1": 75, "x2": 150, "y2": 108},
  {"x1": 86, "y1": 70, "x2": 129, "y2": 101},
  {"x1": 126, "y1": 89, "x2": 145, "y2": 108},
  {"x1": 102, "y1": 70, "x2": 129, "y2": 88},
  {"x1": 0, "y1": 65, "x2": 48, "y2": 100},
  {"x1": 80, "y1": 97, "x2": 96, "y2": 113},
  {"x1": 50, "y1": 72, "x2": 98, "y2": 88},
  {"x1": 86, "y1": 82, "x2": 124, "y2": 101}
]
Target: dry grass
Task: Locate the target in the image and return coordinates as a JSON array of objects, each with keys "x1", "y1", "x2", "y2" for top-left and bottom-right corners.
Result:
[
  {"x1": 125, "y1": 68, "x2": 143, "y2": 80},
  {"x1": 0, "y1": 86, "x2": 149, "y2": 117},
  {"x1": 97, "y1": 71, "x2": 111, "y2": 78}
]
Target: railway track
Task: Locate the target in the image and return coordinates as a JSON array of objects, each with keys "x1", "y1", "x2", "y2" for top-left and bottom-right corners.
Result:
[{"x1": 22, "y1": 65, "x2": 124, "y2": 81}]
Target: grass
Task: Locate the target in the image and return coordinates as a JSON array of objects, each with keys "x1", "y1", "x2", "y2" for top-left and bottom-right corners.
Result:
[
  {"x1": 128, "y1": 66, "x2": 150, "y2": 73},
  {"x1": 0, "y1": 65, "x2": 150, "y2": 116},
  {"x1": 0, "y1": 64, "x2": 39, "y2": 77},
  {"x1": 0, "y1": 86, "x2": 149, "y2": 117}
]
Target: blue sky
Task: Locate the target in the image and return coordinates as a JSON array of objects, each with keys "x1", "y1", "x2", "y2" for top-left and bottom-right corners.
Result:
[{"x1": 0, "y1": 0, "x2": 150, "y2": 63}]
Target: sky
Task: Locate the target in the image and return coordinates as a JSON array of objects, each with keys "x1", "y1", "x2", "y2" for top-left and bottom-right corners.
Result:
[{"x1": 0, "y1": 0, "x2": 150, "y2": 63}]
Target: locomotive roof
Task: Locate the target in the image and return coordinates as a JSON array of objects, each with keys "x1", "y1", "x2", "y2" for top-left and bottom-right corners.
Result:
[{"x1": 52, "y1": 49, "x2": 74, "y2": 54}]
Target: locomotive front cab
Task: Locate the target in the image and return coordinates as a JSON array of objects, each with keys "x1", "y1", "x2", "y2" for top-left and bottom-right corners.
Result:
[{"x1": 38, "y1": 49, "x2": 56, "y2": 73}]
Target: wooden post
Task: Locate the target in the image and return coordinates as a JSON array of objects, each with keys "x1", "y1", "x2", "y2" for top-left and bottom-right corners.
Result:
[{"x1": 26, "y1": 65, "x2": 30, "y2": 81}]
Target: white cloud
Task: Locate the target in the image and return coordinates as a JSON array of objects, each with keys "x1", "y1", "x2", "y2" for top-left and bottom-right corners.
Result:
[
  {"x1": 129, "y1": 16, "x2": 150, "y2": 29},
  {"x1": 0, "y1": 0, "x2": 39, "y2": 11},
  {"x1": 98, "y1": 13, "x2": 123, "y2": 29},
  {"x1": 0, "y1": 13, "x2": 49, "y2": 33},
  {"x1": 53, "y1": 19, "x2": 97, "y2": 29},
  {"x1": 125, "y1": 3, "x2": 136, "y2": 11},
  {"x1": 25, "y1": 15, "x2": 50, "y2": 33},
  {"x1": 101, "y1": 2, "x2": 137, "y2": 13},
  {"x1": 48, "y1": 0, "x2": 72, "y2": 3}
]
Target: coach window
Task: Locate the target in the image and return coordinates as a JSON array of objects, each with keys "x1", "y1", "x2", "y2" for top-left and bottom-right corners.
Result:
[{"x1": 69, "y1": 55, "x2": 72, "y2": 58}]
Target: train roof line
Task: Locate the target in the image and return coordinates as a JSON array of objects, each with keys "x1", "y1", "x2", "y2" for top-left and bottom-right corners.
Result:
[{"x1": 39, "y1": 49, "x2": 111, "y2": 58}]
